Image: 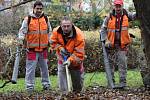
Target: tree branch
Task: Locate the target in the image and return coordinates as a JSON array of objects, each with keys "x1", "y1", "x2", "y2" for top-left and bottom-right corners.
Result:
[{"x1": 0, "y1": 0, "x2": 35, "y2": 12}]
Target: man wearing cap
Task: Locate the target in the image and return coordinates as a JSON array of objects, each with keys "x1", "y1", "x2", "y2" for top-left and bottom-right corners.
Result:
[{"x1": 100, "y1": 0, "x2": 136, "y2": 89}]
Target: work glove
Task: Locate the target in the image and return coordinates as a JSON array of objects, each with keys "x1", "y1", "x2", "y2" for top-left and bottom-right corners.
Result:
[
  {"x1": 105, "y1": 39, "x2": 112, "y2": 48},
  {"x1": 63, "y1": 59, "x2": 71, "y2": 67},
  {"x1": 60, "y1": 47, "x2": 68, "y2": 57}
]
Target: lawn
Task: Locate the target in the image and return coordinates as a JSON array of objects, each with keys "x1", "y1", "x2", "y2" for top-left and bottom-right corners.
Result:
[{"x1": 0, "y1": 69, "x2": 143, "y2": 93}]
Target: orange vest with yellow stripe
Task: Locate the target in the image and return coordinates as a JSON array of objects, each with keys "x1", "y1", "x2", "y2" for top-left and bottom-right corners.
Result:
[
  {"x1": 107, "y1": 15, "x2": 131, "y2": 48},
  {"x1": 26, "y1": 16, "x2": 49, "y2": 51}
]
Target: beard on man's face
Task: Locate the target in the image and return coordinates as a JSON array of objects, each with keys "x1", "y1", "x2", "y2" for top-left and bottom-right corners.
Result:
[{"x1": 35, "y1": 12, "x2": 42, "y2": 17}]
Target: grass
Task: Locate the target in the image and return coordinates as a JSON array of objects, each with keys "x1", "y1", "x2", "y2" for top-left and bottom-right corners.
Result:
[
  {"x1": 85, "y1": 69, "x2": 143, "y2": 88},
  {"x1": 0, "y1": 69, "x2": 143, "y2": 93}
]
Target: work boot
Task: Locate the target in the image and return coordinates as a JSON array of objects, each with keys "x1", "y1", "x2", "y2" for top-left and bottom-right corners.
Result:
[
  {"x1": 119, "y1": 78, "x2": 126, "y2": 89},
  {"x1": 43, "y1": 86, "x2": 50, "y2": 91},
  {"x1": 117, "y1": 83, "x2": 126, "y2": 90},
  {"x1": 145, "y1": 85, "x2": 150, "y2": 91},
  {"x1": 26, "y1": 89, "x2": 33, "y2": 96},
  {"x1": 113, "y1": 85, "x2": 125, "y2": 90}
]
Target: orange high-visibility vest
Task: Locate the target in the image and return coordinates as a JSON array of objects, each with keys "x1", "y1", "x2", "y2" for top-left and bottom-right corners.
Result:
[
  {"x1": 26, "y1": 16, "x2": 48, "y2": 51},
  {"x1": 107, "y1": 15, "x2": 131, "y2": 48}
]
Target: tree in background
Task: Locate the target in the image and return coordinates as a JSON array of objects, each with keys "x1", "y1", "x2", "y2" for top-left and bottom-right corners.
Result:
[{"x1": 133, "y1": 0, "x2": 150, "y2": 88}]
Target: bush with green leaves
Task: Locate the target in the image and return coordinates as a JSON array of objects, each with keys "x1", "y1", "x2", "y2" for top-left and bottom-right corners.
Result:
[{"x1": 49, "y1": 14, "x2": 103, "y2": 30}]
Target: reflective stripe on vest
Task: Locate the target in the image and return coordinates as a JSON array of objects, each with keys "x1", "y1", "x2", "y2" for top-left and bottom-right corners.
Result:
[
  {"x1": 28, "y1": 30, "x2": 48, "y2": 34},
  {"x1": 28, "y1": 43, "x2": 48, "y2": 47},
  {"x1": 107, "y1": 26, "x2": 128, "y2": 32},
  {"x1": 74, "y1": 48, "x2": 84, "y2": 53}
]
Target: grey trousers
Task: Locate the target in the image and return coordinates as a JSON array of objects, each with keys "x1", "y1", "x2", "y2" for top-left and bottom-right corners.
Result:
[
  {"x1": 107, "y1": 49, "x2": 127, "y2": 87},
  {"x1": 58, "y1": 63, "x2": 84, "y2": 92},
  {"x1": 25, "y1": 51, "x2": 50, "y2": 90}
]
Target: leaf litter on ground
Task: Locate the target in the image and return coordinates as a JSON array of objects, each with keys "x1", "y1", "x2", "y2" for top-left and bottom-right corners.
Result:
[{"x1": 0, "y1": 85, "x2": 149, "y2": 100}]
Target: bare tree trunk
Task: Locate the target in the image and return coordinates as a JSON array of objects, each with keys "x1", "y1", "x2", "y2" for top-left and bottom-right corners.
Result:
[{"x1": 133, "y1": 0, "x2": 150, "y2": 88}]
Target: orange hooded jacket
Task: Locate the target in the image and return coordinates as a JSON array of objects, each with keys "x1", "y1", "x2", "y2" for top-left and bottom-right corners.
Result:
[{"x1": 50, "y1": 26, "x2": 85, "y2": 69}]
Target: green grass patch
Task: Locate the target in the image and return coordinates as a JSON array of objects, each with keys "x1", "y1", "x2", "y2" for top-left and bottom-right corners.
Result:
[
  {"x1": 85, "y1": 69, "x2": 143, "y2": 88},
  {"x1": 0, "y1": 70, "x2": 143, "y2": 93}
]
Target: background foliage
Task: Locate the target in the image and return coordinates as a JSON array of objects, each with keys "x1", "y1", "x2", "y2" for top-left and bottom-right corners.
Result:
[{"x1": 0, "y1": 0, "x2": 142, "y2": 77}]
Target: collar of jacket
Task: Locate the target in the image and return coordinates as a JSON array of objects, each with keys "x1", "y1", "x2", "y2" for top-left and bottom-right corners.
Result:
[{"x1": 57, "y1": 25, "x2": 76, "y2": 39}]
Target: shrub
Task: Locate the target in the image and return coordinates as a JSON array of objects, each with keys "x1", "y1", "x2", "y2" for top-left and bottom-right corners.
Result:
[{"x1": 49, "y1": 14, "x2": 103, "y2": 31}]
